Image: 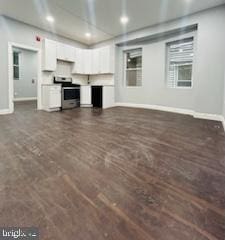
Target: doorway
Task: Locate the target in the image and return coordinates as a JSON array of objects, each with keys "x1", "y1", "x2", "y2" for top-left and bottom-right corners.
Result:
[
  {"x1": 8, "y1": 43, "x2": 42, "y2": 113},
  {"x1": 13, "y1": 47, "x2": 38, "y2": 110}
]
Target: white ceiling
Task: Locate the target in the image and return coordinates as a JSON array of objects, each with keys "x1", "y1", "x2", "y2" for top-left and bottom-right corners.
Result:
[{"x1": 0, "y1": 0, "x2": 225, "y2": 45}]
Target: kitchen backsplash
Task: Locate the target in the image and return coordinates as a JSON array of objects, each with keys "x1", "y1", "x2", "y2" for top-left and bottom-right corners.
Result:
[{"x1": 89, "y1": 75, "x2": 114, "y2": 85}]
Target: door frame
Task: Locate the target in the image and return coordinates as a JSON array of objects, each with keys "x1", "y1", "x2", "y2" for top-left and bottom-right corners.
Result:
[{"x1": 8, "y1": 42, "x2": 42, "y2": 113}]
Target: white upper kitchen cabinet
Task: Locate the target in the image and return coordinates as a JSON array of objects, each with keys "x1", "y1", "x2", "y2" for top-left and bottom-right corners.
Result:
[
  {"x1": 72, "y1": 48, "x2": 85, "y2": 74},
  {"x1": 56, "y1": 43, "x2": 76, "y2": 62},
  {"x1": 99, "y1": 46, "x2": 114, "y2": 74},
  {"x1": 91, "y1": 49, "x2": 100, "y2": 75},
  {"x1": 83, "y1": 49, "x2": 92, "y2": 74},
  {"x1": 42, "y1": 39, "x2": 57, "y2": 71},
  {"x1": 73, "y1": 47, "x2": 114, "y2": 75},
  {"x1": 42, "y1": 38, "x2": 114, "y2": 75}
]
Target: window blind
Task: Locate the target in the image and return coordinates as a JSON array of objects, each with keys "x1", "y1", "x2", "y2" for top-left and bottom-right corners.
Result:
[{"x1": 167, "y1": 37, "x2": 194, "y2": 88}]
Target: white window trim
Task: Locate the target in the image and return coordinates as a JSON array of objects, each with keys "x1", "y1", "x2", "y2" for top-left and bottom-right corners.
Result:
[{"x1": 123, "y1": 48, "x2": 143, "y2": 88}]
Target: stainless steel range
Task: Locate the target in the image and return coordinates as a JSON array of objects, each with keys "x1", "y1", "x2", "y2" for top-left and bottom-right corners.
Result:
[{"x1": 54, "y1": 76, "x2": 80, "y2": 109}]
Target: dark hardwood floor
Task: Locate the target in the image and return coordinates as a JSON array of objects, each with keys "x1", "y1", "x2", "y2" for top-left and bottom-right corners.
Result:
[{"x1": 0, "y1": 101, "x2": 225, "y2": 240}]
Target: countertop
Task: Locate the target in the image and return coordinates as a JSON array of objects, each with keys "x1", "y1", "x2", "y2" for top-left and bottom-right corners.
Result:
[
  {"x1": 42, "y1": 83, "x2": 62, "y2": 86},
  {"x1": 80, "y1": 85, "x2": 115, "y2": 87},
  {"x1": 42, "y1": 83, "x2": 114, "y2": 87}
]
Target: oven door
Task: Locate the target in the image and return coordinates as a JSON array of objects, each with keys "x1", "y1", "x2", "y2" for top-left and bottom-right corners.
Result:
[
  {"x1": 62, "y1": 87, "x2": 80, "y2": 109},
  {"x1": 63, "y1": 87, "x2": 80, "y2": 100}
]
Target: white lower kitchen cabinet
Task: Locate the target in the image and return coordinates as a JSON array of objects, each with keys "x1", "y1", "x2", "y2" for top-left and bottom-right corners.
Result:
[
  {"x1": 80, "y1": 85, "x2": 92, "y2": 107},
  {"x1": 42, "y1": 85, "x2": 61, "y2": 112},
  {"x1": 103, "y1": 86, "x2": 115, "y2": 109}
]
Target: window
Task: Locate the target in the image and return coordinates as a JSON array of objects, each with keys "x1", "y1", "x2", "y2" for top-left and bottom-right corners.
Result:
[
  {"x1": 166, "y1": 37, "x2": 194, "y2": 88},
  {"x1": 124, "y1": 48, "x2": 142, "y2": 87},
  {"x1": 13, "y1": 51, "x2": 20, "y2": 80}
]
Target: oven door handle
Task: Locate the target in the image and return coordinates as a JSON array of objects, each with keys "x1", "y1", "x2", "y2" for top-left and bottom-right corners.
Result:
[{"x1": 63, "y1": 87, "x2": 80, "y2": 89}]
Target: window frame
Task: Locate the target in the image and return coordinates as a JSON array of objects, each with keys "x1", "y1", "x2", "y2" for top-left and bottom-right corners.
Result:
[
  {"x1": 123, "y1": 48, "x2": 143, "y2": 88},
  {"x1": 176, "y1": 63, "x2": 193, "y2": 88},
  {"x1": 13, "y1": 51, "x2": 20, "y2": 80},
  {"x1": 166, "y1": 37, "x2": 195, "y2": 90}
]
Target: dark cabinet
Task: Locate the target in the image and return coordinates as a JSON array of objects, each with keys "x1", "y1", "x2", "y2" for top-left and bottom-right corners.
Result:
[{"x1": 92, "y1": 86, "x2": 102, "y2": 108}]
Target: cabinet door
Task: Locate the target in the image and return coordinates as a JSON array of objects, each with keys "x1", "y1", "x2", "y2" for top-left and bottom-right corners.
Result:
[
  {"x1": 77, "y1": 49, "x2": 85, "y2": 74},
  {"x1": 57, "y1": 43, "x2": 75, "y2": 62},
  {"x1": 65, "y1": 45, "x2": 76, "y2": 62},
  {"x1": 99, "y1": 46, "x2": 114, "y2": 74},
  {"x1": 81, "y1": 86, "x2": 91, "y2": 105},
  {"x1": 43, "y1": 39, "x2": 57, "y2": 71},
  {"x1": 91, "y1": 49, "x2": 100, "y2": 74},
  {"x1": 49, "y1": 90, "x2": 61, "y2": 108},
  {"x1": 99, "y1": 47, "x2": 106, "y2": 74},
  {"x1": 56, "y1": 42, "x2": 66, "y2": 60},
  {"x1": 84, "y1": 50, "x2": 92, "y2": 74},
  {"x1": 72, "y1": 49, "x2": 83, "y2": 74},
  {"x1": 103, "y1": 86, "x2": 115, "y2": 109}
]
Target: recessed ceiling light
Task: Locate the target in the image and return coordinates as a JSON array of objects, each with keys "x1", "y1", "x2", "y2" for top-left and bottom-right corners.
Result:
[
  {"x1": 46, "y1": 16, "x2": 54, "y2": 23},
  {"x1": 85, "y1": 32, "x2": 91, "y2": 38},
  {"x1": 120, "y1": 16, "x2": 129, "y2": 25}
]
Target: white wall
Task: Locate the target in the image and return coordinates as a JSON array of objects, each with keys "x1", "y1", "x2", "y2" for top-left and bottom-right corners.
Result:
[
  {"x1": 0, "y1": 16, "x2": 87, "y2": 110},
  {"x1": 93, "y1": 6, "x2": 225, "y2": 116},
  {"x1": 13, "y1": 47, "x2": 37, "y2": 99},
  {"x1": 116, "y1": 32, "x2": 196, "y2": 111},
  {"x1": 193, "y1": 7, "x2": 225, "y2": 115},
  {"x1": 223, "y1": 68, "x2": 225, "y2": 119}
]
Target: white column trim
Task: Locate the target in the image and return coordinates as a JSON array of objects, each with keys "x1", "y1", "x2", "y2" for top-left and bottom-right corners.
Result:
[{"x1": 0, "y1": 109, "x2": 13, "y2": 115}]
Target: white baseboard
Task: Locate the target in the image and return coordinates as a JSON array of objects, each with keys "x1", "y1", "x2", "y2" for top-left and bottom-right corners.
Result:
[
  {"x1": 14, "y1": 97, "x2": 37, "y2": 102},
  {"x1": 222, "y1": 117, "x2": 225, "y2": 131},
  {"x1": 115, "y1": 102, "x2": 194, "y2": 115},
  {"x1": 193, "y1": 112, "x2": 224, "y2": 122},
  {"x1": 0, "y1": 109, "x2": 13, "y2": 115},
  {"x1": 115, "y1": 102, "x2": 224, "y2": 127}
]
